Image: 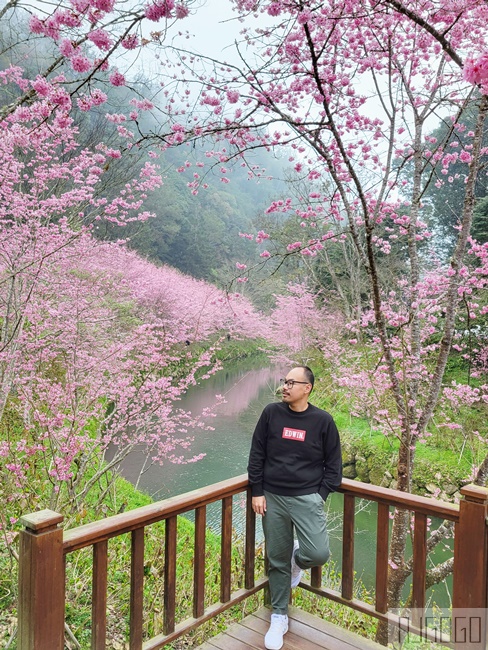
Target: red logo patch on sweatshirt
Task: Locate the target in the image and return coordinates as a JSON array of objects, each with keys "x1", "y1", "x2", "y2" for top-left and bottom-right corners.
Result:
[{"x1": 282, "y1": 427, "x2": 306, "y2": 442}]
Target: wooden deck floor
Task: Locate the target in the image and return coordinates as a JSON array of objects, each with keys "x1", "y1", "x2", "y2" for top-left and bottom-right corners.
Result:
[{"x1": 197, "y1": 606, "x2": 385, "y2": 650}]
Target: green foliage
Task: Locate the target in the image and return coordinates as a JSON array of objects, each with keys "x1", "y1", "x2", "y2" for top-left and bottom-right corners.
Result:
[
  {"x1": 101, "y1": 144, "x2": 288, "y2": 284},
  {"x1": 472, "y1": 195, "x2": 488, "y2": 243}
]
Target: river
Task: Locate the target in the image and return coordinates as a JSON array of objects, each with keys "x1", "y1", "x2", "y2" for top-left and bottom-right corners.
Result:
[{"x1": 114, "y1": 356, "x2": 452, "y2": 605}]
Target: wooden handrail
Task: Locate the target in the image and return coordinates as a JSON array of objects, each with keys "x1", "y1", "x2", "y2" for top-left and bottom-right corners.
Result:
[
  {"x1": 339, "y1": 478, "x2": 460, "y2": 521},
  {"x1": 63, "y1": 476, "x2": 460, "y2": 555},
  {"x1": 63, "y1": 474, "x2": 249, "y2": 553}
]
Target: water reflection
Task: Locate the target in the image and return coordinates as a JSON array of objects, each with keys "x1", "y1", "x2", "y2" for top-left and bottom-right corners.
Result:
[{"x1": 114, "y1": 359, "x2": 285, "y2": 501}]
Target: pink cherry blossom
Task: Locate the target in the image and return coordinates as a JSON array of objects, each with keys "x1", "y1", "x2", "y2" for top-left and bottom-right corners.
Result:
[
  {"x1": 175, "y1": 3, "x2": 189, "y2": 18},
  {"x1": 122, "y1": 34, "x2": 139, "y2": 49},
  {"x1": 70, "y1": 52, "x2": 92, "y2": 73},
  {"x1": 144, "y1": 0, "x2": 174, "y2": 21},
  {"x1": 109, "y1": 70, "x2": 126, "y2": 86},
  {"x1": 88, "y1": 28, "x2": 113, "y2": 50},
  {"x1": 464, "y1": 52, "x2": 488, "y2": 91}
]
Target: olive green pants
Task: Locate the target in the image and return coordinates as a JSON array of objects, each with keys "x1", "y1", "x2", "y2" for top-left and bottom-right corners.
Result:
[{"x1": 262, "y1": 491, "x2": 330, "y2": 615}]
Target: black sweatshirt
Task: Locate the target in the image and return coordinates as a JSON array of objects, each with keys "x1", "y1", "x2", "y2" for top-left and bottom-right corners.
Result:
[{"x1": 247, "y1": 401, "x2": 342, "y2": 500}]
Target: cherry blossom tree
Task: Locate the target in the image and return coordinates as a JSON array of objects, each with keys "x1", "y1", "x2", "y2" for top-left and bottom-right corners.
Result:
[
  {"x1": 1, "y1": 226, "x2": 272, "y2": 526},
  {"x1": 267, "y1": 282, "x2": 341, "y2": 355},
  {"x1": 3, "y1": 0, "x2": 488, "y2": 632}
]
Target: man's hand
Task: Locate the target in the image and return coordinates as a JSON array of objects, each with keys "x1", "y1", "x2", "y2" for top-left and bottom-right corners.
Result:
[{"x1": 252, "y1": 495, "x2": 266, "y2": 515}]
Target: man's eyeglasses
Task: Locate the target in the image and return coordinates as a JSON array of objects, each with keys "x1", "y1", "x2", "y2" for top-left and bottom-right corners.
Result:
[{"x1": 280, "y1": 379, "x2": 310, "y2": 389}]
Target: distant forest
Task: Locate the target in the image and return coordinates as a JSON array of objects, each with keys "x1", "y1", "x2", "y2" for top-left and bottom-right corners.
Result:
[{"x1": 101, "y1": 143, "x2": 289, "y2": 283}]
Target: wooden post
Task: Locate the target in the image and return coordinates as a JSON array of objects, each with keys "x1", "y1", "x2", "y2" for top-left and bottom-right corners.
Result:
[
  {"x1": 453, "y1": 485, "x2": 488, "y2": 650},
  {"x1": 18, "y1": 509, "x2": 65, "y2": 650},
  {"x1": 453, "y1": 485, "x2": 488, "y2": 609}
]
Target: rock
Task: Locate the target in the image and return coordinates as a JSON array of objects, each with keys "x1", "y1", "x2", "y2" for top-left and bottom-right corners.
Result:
[
  {"x1": 368, "y1": 467, "x2": 386, "y2": 485},
  {"x1": 444, "y1": 483, "x2": 459, "y2": 496},
  {"x1": 342, "y1": 464, "x2": 357, "y2": 479},
  {"x1": 425, "y1": 483, "x2": 439, "y2": 494},
  {"x1": 355, "y1": 456, "x2": 370, "y2": 482}
]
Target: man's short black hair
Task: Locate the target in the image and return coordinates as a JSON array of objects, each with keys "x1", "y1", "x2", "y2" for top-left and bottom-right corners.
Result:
[{"x1": 296, "y1": 365, "x2": 314, "y2": 389}]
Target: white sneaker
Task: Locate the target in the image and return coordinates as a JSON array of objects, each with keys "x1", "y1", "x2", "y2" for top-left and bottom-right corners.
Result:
[
  {"x1": 264, "y1": 613, "x2": 289, "y2": 650},
  {"x1": 291, "y1": 540, "x2": 302, "y2": 588}
]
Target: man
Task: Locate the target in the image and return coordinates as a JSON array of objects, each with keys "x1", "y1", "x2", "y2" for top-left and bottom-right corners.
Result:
[{"x1": 247, "y1": 365, "x2": 342, "y2": 650}]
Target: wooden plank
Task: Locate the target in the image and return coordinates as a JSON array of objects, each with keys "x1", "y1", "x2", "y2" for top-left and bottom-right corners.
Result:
[
  {"x1": 130, "y1": 528, "x2": 145, "y2": 650},
  {"x1": 220, "y1": 496, "x2": 233, "y2": 603},
  {"x1": 207, "y1": 628, "x2": 260, "y2": 649},
  {"x1": 227, "y1": 620, "x2": 304, "y2": 648},
  {"x1": 412, "y1": 512, "x2": 427, "y2": 611},
  {"x1": 164, "y1": 516, "x2": 177, "y2": 635},
  {"x1": 375, "y1": 503, "x2": 389, "y2": 613},
  {"x1": 92, "y1": 540, "x2": 108, "y2": 649},
  {"x1": 342, "y1": 494, "x2": 355, "y2": 600},
  {"x1": 244, "y1": 488, "x2": 255, "y2": 590},
  {"x1": 286, "y1": 606, "x2": 385, "y2": 650},
  {"x1": 192, "y1": 607, "x2": 393, "y2": 650},
  {"x1": 241, "y1": 613, "x2": 340, "y2": 649},
  {"x1": 194, "y1": 506, "x2": 206, "y2": 618}
]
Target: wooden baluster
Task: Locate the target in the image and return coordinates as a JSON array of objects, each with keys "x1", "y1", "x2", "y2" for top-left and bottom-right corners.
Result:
[
  {"x1": 245, "y1": 488, "x2": 256, "y2": 590},
  {"x1": 311, "y1": 565, "x2": 322, "y2": 589},
  {"x1": 193, "y1": 506, "x2": 206, "y2": 618},
  {"x1": 92, "y1": 540, "x2": 108, "y2": 649},
  {"x1": 342, "y1": 494, "x2": 355, "y2": 600},
  {"x1": 375, "y1": 502, "x2": 389, "y2": 614},
  {"x1": 264, "y1": 538, "x2": 271, "y2": 607},
  {"x1": 18, "y1": 510, "x2": 65, "y2": 650},
  {"x1": 221, "y1": 496, "x2": 233, "y2": 603},
  {"x1": 412, "y1": 512, "x2": 427, "y2": 613},
  {"x1": 164, "y1": 516, "x2": 177, "y2": 635},
  {"x1": 130, "y1": 528, "x2": 145, "y2": 650}
]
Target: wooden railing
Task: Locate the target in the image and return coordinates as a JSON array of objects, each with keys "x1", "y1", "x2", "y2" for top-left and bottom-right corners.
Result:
[
  {"x1": 306, "y1": 481, "x2": 488, "y2": 623},
  {"x1": 17, "y1": 477, "x2": 488, "y2": 649},
  {"x1": 18, "y1": 476, "x2": 265, "y2": 650}
]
